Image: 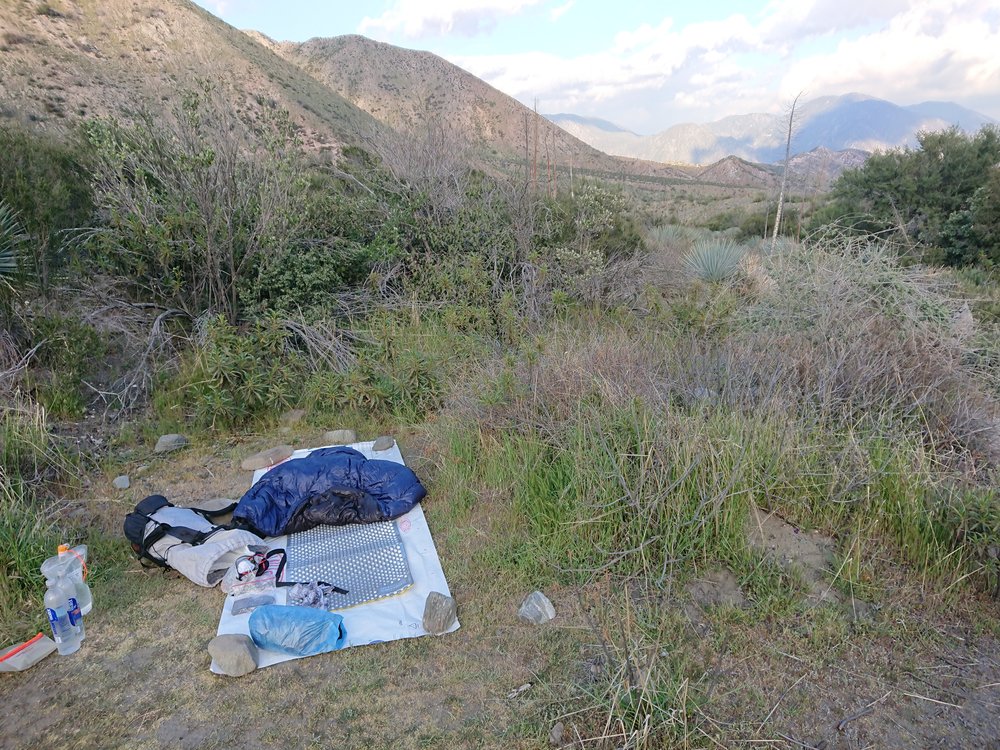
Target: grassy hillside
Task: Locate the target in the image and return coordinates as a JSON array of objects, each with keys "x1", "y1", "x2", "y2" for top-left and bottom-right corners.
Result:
[{"x1": 0, "y1": 0, "x2": 386, "y2": 151}]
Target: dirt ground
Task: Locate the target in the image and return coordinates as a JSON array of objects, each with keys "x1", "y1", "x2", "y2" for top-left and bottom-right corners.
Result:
[{"x1": 1, "y1": 426, "x2": 999, "y2": 749}]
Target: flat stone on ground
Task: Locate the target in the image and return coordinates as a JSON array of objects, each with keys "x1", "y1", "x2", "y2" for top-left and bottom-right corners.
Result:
[
  {"x1": 518, "y1": 590, "x2": 556, "y2": 624},
  {"x1": 154, "y1": 433, "x2": 189, "y2": 453},
  {"x1": 549, "y1": 721, "x2": 565, "y2": 747},
  {"x1": 372, "y1": 435, "x2": 395, "y2": 451},
  {"x1": 422, "y1": 591, "x2": 457, "y2": 635},
  {"x1": 112, "y1": 475, "x2": 130, "y2": 490},
  {"x1": 208, "y1": 634, "x2": 258, "y2": 677},
  {"x1": 323, "y1": 429, "x2": 357, "y2": 445},
  {"x1": 281, "y1": 408, "x2": 306, "y2": 425},
  {"x1": 240, "y1": 445, "x2": 294, "y2": 471}
]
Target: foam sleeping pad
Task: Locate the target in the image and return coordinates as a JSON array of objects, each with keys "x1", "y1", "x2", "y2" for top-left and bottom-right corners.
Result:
[{"x1": 232, "y1": 447, "x2": 426, "y2": 537}]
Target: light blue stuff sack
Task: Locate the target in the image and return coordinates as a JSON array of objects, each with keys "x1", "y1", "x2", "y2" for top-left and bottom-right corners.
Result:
[{"x1": 248, "y1": 604, "x2": 347, "y2": 657}]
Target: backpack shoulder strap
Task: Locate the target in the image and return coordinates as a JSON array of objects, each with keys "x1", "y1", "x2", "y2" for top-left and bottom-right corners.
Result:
[{"x1": 188, "y1": 501, "x2": 239, "y2": 521}]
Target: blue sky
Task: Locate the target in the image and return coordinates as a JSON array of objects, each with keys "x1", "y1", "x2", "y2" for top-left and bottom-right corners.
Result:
[{"x1": 194, "y1": 0, "x2": 1000, "y2": 134}]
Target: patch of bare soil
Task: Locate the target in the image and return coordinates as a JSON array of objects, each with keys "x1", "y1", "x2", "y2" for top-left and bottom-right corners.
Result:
[
  {"x1": 700, "y1": 608, "x2": 1000, "y2": 749},
  {"x1": 689, "y1": 506, "x2": 1000, "y2": 748}
]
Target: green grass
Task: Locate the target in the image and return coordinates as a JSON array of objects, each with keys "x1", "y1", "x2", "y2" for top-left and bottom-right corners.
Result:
[
  {"x1": 0, "y1": 480, "x2": 61, "y2": 641},
  {"x1": 0, "y1": 395, "x2": 136, "y2": 645}
]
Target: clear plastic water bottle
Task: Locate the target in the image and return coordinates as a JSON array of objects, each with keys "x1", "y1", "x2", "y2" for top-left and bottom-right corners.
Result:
[
  {"x1": 61, "y1": 574, "x2": 85, "y2": 643},
  {"x1": 57, "y1": 544, "x2": 92, "y2": 616},
  {"x1": 44, "y1": 576, "x2": 80, "y2": 656}
]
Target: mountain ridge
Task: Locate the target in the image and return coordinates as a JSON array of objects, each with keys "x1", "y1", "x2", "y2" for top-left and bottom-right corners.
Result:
[
  {"x1": 0, "y1": 0, "x2": 387, "y2": 153},
  {"x1": 548, "y1": 94, "x2": 997, "y2": 166},
  {"x1": 246, "y1": 32, "x2": 693, "y2": 180}
]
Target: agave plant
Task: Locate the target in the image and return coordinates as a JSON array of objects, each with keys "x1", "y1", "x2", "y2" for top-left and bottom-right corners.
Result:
[
  {"x1": 0, "y1": 198, "x2": 24, "y2": 285},
  {"x1": 682, "y1": 238, "x2": 747, "y2": 282}
]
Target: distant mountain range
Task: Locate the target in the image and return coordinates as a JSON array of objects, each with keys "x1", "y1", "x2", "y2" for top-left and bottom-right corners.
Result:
[{"x1": 548, "y1": 95, "x2": 998, "y2": 165}]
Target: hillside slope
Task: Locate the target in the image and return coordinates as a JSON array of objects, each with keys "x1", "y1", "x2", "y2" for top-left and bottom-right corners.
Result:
[
  {"x1": 255, "y1": 32, "x2": 690, "y2": 179},
  {"x1": 0, "y1": 0, "x2": 385, "y2": 152}
]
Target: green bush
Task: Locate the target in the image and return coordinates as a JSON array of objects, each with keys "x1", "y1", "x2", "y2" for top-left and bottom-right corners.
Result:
[
  {"x1": 303, "y1": 345, "x2": 444, "y2": 421},
  {"x1": 158, "y1": 315, "x2": 308, "y2": 429},
  {"x1": 27, "y1": 314, "x2": 104, "y2": 419},
  {"x1": 817, "y1": 125, "x2": 1000, "y2": 268},
  {"x1": 84, "y1": 90, "x2": 309, "y2": 322},
  {"x1": 0, "y1": 123, "x2": 93, "y2": 289}
]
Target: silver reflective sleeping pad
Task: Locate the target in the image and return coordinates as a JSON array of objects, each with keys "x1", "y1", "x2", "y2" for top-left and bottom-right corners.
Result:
[{"x1": 284, "y1": 520, "x2": 413, "y2": 609}]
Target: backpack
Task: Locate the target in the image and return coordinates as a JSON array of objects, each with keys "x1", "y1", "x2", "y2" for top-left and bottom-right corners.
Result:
[{"x1": 123, "y1": 495, "x2": 264, "y2": 588}]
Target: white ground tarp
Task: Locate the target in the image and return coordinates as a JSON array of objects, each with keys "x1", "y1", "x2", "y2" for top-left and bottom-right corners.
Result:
[{"x1": 210, "y1": 440, "x2": 458, "y2": 673}]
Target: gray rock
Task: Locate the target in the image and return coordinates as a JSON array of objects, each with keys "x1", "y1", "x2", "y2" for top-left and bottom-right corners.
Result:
[
  {"x1": 240, "y1": 445, "x2": 294, "y2": 471},
  {"x1": 208, "y1": 634, "x2": 258, "y2": 677},
  {"x1": 952, "y1": 302, "x2": 975, "y2": 340},
  {"x1": 422, "y1": 591, "x2": 457, "y2": 635},
  {"x1": 112, "y1": 474, "x2": 130, "y2": 490},
  {"x1": 154, "y1": 433, "x2": 189, "y2": 453},
  {"x1": 372, "y1": 435, "x2": 395, "y2": 452},
  {"x1": 323, "y1": 429, "x2": 357, "y2": 445},
  {"x1": 549, "y1": 721, "x2": 565, "y2": 747},
  {"x1": 281, "y1": 408, "x2": 306, "y2": 425},
  {"x1": 518, "y1": 590, "x2": 556, "y2": 624}
]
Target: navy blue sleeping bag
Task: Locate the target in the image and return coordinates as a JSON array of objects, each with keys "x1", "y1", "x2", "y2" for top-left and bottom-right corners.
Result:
[{"x1": 232, "y1": 447, "x2": 426, "y2": 537}]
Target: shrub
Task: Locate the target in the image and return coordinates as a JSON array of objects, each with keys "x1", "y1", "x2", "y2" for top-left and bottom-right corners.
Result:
[
  {"x1": 158, "y1": 315, "x2": 309, "y2": 429},
  {"x1": 0, "y1": 123, "x2": 93, "y2": 289},
  {"x1": 84, "y1": 88, "x2": 307, "y2": 323},
  {"x1": 644, "y1": 224, "x2": 695, "y2": 253},
  {"x1": 0, "y1": 199, "x2": 22, "y2": 282},
  {"x1": 27, "y1": 314, "x2": 104, "y2": 419},
  {"x1": 817, "y1": 125, "x2": 1000, "y2": 268},
  {"x1": 0, "y1": 199, "x2": 23, "y2": 322},
  {"x1": 302, "y1": 342, "x2": 444, "y2": 421}
]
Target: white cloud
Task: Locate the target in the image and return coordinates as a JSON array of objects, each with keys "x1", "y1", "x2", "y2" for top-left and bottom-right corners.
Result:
[
  {"x1": 550, "y1": 1, "x2": 574, "y2": 22},
  {"x1": 779, "y1": 3, "x2": 1000, "y2": 105},
  {"x1": 757, "y1": 0, "x2": 912, "y2": 44},
  {"x1": 359, "y1": 0, "x2": 545, "y2": 39},
  {"x1": 447, "y1": 0, "x2": 1000, "y2": 131}
]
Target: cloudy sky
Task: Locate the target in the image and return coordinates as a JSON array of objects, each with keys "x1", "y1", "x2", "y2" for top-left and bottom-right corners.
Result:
[{"x1": 193, "y1": 0, "x2": 1000, "y2": 135}]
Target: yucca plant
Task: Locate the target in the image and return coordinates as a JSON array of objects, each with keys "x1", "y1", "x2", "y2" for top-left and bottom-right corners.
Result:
[
  {"x1": 644, "y1": 223, "x2": 692, "y2": 251},
  {"x1": 681, "y1": 238, "x2": 747, "y2": 282},
  {"x1": 0, "y1": 198, "x2": 24, "y2": 286}
]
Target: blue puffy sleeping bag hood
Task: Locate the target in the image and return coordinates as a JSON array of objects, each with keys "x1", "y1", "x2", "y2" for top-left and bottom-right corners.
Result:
[{"x1": 232, "y1": 447, "x2": 427, "y2": 537}]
